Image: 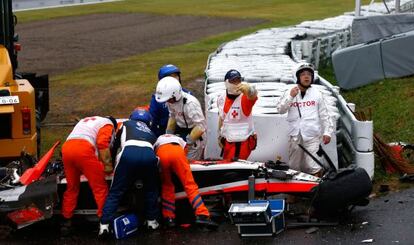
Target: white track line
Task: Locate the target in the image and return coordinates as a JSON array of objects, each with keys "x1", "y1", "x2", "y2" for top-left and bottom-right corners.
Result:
[{"x1": 14, "y1": 0, "x2": 122, "y2": 12}]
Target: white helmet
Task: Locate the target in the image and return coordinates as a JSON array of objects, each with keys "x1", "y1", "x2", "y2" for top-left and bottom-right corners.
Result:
[
  {"x1": 293, "y1": 62, "x2": 315, "y2": 83},
  {"x1": 155, "y1": 77, "x2": 182, "y2": 103}
]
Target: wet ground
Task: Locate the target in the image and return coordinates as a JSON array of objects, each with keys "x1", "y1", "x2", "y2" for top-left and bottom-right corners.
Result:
[
  {"x1": 4, "y1": 187, "x2": 414, "y2": 244},
  {"x1": 8, "y1": 8, "x2": 414, "y2": 245}
]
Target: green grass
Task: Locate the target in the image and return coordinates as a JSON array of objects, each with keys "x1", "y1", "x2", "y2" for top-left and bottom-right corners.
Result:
[
  {"x1": 319, "y1": 64, "x2": 414, "y2": 185},
  {"x1": 319, "y1": 64, "x2": 414, "y2": 143},
  {"x1": 53, "y1": 23, "x2": 267, "y2": 87},
  {"x1": 27, "y1": 0, "x2": 413, "y2": 188},
  {"x1": 48, "y1": 22, "x2": 271, "y2": 123},
  {"x1": 16, "y1": 0, "x2": 367, "y2": 24},
  {"x1": 343, "y1": 78, "x2": 414, "y2": 143},
  {"x1": 40, "y1": 0, "x2": 369, "y2": 122},
  {"x1": 43, "y1": 23, "x2": 272, "y2": 151}
]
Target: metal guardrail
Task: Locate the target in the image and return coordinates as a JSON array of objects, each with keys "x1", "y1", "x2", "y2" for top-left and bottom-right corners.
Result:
[
  {"x1": 291, "y1": 0, "x2": 414, "y2": 68},
  {"x1": 319, "y1": 77, "x2": 374, "y2": 177},
  {"x1": 401, "y1": 0, "x2": 414, "y2": 11}
]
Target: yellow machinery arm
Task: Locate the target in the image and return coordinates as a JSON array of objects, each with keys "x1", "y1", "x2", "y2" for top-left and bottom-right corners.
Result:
[
  {"x1": 0, "y1": 45, "x2": 37, "y2": 159},
  {"x1": 0, "y1": 45, "x2": 14, "y2": 87}
]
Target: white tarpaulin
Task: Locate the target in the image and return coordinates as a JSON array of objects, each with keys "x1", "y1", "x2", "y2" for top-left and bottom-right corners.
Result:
[
  {"x1": 352, "y1": 14, "x2": 414, "y2": 45},
  {"x1": 333, "y1": 30, "x2": 414, "y2": 89}
]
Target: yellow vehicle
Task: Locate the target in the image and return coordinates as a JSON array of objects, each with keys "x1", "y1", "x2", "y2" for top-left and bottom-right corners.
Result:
[{"x1": 0, "y1": 0, "x2": 49, "y2": 163}]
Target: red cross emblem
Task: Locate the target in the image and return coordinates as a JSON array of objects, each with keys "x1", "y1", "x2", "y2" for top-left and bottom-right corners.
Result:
[{"x1": 231, "y1": 110, "x2": 239, "y2": 118}]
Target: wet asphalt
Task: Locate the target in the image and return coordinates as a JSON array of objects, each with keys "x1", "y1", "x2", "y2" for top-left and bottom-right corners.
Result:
[{"x1": 4, "y1": 187, "x2": 414, "y2": 244}]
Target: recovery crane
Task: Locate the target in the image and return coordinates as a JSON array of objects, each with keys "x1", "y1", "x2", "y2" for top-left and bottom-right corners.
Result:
[{"x1": 0, "y1": 0, "x2": 49, "y2": 163}]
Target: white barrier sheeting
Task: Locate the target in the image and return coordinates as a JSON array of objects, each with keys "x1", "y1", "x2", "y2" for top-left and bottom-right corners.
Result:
[
  {"x1": 206, "y1": 54, "x2": 297, "y2": 83},
  {"x1": 296, "y1": 15, "x2": 355, "y2": 31},
  {"x1": 344, "y1": 0, "x2": 414, "y2": 16},
  {"x1": 201, "y1": 1, "x2": 412, "y2": 178}
]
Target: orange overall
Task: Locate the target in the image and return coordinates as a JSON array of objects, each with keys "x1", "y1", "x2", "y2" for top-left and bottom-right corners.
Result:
[
  {"x1": 61, "y1": 124, "x2": 113, "y2": 219},
  {"x1": 156, "y1": 143, "x2": 209, "y2": 219},
  {"x1": 222, "y1": 135, "x2": 256, "y2": 161}
]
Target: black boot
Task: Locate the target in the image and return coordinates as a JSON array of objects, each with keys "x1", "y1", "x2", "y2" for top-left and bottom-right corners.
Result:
[
  {"x1": 195, "y1": 215, "x2": 218, "y2": 230},
  {"x1": 163, "y1": 217, "x2": 176, "y2": 228},
  {"x1": 60, "y1": 218, "x2": 73, "y2": 236}
]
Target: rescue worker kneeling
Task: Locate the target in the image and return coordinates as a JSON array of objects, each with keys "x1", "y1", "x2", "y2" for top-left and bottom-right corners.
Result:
[
  {"x1": 155, "y1": 134, "x2": 218, "y2": 229},
  {"x1": 217, "y1": 69, "x2": 258, "y2": 161},
  {"x1": 99, "y1": 109, "x2": 160, "y2": 237}
]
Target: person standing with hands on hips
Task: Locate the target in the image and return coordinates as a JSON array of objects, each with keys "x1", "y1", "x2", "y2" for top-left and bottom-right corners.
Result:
[
  {"x1": 217, "y1": 69, "x2": 258, "y2": 161},
  {"x1": 276, "y1": 63, "x2": 334, "y2": 177}
]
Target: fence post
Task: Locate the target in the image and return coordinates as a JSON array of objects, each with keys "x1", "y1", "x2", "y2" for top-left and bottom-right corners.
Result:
[{"x1": 355, "y1": 0, "x2": 361, "y2": 16}]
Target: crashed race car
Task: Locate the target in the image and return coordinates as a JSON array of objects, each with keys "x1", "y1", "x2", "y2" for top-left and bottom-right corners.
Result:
[
  {"x1": 0, "y1": 2, "x2": 380, "y2": 235},
  {"x1": 0, "y1": 142, "x2": 59, "y2": 231},
  {"x1": 0, "y1": 140, "x2": 372, "y2": 233}
]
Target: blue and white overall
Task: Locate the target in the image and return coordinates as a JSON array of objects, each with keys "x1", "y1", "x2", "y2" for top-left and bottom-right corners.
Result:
[{"x1": 101, "y1": 120, "x2": 159, "y2": 224}]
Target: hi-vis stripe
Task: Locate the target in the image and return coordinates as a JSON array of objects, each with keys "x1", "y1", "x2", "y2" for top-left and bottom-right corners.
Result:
[
  {"x1": 191, "y1": 194, "x2": 203, "y2": 209},
  {"x1": 162, "y1": 198, "x2": 175, "y2": 212}
]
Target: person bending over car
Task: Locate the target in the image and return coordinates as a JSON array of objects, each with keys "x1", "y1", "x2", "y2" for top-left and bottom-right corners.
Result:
[
  {"x1": 155, "y1": 134, "x2": 217, "y2": 229},
  {"x1": 99, "y1": 109, "x2": 160, "y2": 237},
  {"x1": 60, "y1": 116, "x2": 117, "y2": 236}
]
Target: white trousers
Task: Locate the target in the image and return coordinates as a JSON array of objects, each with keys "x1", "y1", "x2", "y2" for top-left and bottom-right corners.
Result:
[{"x1": 288, "y1": 134, "x2": 322, "y2": 174}]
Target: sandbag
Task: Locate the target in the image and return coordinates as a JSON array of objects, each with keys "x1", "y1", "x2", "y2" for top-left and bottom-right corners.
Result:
[{"x1": 311, "y1": 165, "x2": 372, "y2": 213}]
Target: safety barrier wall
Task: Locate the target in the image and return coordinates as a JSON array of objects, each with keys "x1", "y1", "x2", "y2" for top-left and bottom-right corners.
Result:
[
  {"x1": 333, "y1": 30, "x2": 414, "y2": 89},
  {"x1": 204, "y1": 0, "x2": 414, "y2": 178},
  {"x1": 401, "y1": 0, "x2": 414, "y2": 11},
  {"x1": 318, "y1": 77, "x2": 375, "y2": 177},
  {"x1": 291, "y1": 0, "x2": 414, "y2": 68}
]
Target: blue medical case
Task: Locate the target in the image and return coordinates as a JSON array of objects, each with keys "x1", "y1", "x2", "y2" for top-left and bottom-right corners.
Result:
[{"x1": 113, "y1": 213, "x2": 139, "y2": 239}]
